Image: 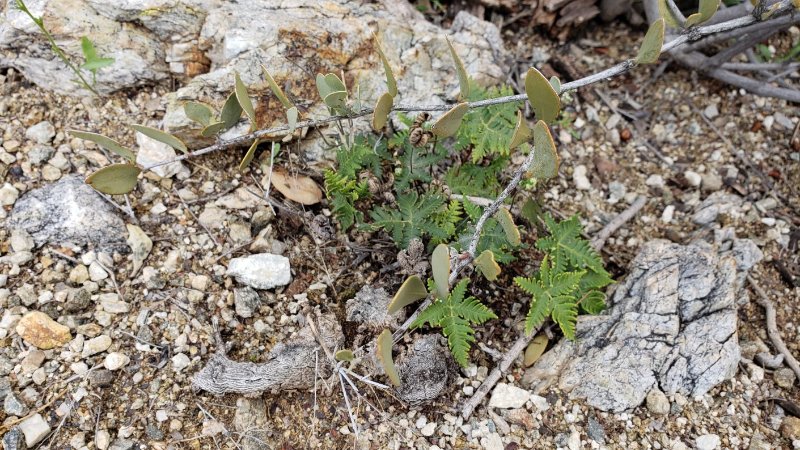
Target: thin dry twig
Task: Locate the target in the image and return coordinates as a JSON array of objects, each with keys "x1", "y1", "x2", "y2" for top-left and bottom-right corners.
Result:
[
  {"x1": 748, "y1": 274, "x2": 800, "y2": 382},
  {"x1": 590, "y1": 195, "x2": 648, "y2": 250}
]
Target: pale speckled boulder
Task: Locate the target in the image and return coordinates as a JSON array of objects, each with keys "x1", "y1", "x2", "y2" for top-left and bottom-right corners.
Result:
[
  {"x1": 0, "y1": 0, "x2": 508, "y2": 160},
  {"x1": 162, "y1": 0, "x2": 509, "y2": 158},
  {"x1": 523, "y1": 235, "x2": 762, "y2": 412}
]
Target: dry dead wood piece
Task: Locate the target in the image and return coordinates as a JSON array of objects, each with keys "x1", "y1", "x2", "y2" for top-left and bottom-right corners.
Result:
[
  {"x1": 749, "y1": 275, "x2": 800, "y2": 382},
  {"x1": 461, "y1": 197, "x2": 647, "y2": 419},
  {"x1": 192, "y1": 314, "x2": 344, "y2": 396},
  {"x1": 590, "y1": 195, "x2": 647, "y2": 250}
]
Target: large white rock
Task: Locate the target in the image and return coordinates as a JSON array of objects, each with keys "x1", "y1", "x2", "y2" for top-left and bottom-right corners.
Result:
[
  {"x1": 19, "y1": 413, "x2": 51, "y2": 446},
  {"x1": 488, "y1": 383, "x2": 530, "y2": 409},
  {"x1": 226, "y1": 253, "x2": 291, "y2": 290}
]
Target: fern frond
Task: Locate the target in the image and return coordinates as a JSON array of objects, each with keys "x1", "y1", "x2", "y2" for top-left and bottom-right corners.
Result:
[
  {"x1": 552, "y1": 295, "x2": 578, "y2": 339},
  {"x1": 536, "y1": 214, "x2": 604, "y2": 273},
  {"x1": 370, "y1": 192, "x2": 449, "y2": 248},
  {"x1": 411, "y1": 279, "x2": 496, "y2": 367},
  {"x1": 455, "y1": 82, "x2": 518, "y2": 162},
  {"x1": 324, "y1": 170, "x2": 368, "y2": 231}
]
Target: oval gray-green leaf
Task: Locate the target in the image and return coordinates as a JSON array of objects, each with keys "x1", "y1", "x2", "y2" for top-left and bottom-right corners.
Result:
[
  {"x1": 200, "y1": 122, "x2": 226, "y2": 138},
  {"x1": 549, "y1": 76, "x2": 561, "y2": 94},
  {"x1": 388, "y1": 275, "x2": 428, "y2": 314},
  {"x1": 474, "y1": 249, "x2": 501, "y2": 281},
  {"x1": 523, "y1": 334, "x2": 548, "y2": 366},
  {"x1": 130, "y1": 124, "x2": 188, "y2": 154},
  {"x1": 68, "y1": 130, "x2": 135, "y2": 162},
  {"x1": 431, "y1": 102, "x2": 469, "y2": 138},
  {"x1": 509, "y1": 110, "x2": 531, "y2": 149},
  {"x1": 234, "y1": 72, "x2": 256, "y2": 127},
  {"x1": 324, "y1": 90, "x2": 348, "y2": 112},
  {"x1": 636, "y1": 18, "x2": 665, "y2": 65},
  {"x1": 183, "y1": 101, "x2": 213, "y2": 127},
  {"x1": 261, "y1": 65, "x2": 293, "y2": 110},
  {"x1": 376, "y1": 329, "x2": 401, "y2": 387},
  {"x1": 286, "y1": 106, "x2": 299, "y2": 134},
  {"x1": 446, "y1": 36, "x2": 470, "y2": 100},
  {"x1": 335, "y1": 349, "x2": 354, "y2": 362},
  {"x1": 371, "y1": 92, "x2": 393, "y2": 131},
  {"x1": 494, "y1": 208, "x2": 521, "y2": 246},
  {"x1": 530, "y1": 121, "x2": 559, "y2": 180},
  {"x1": 316, "y1": 73, "x2": 332, "y2": 101},
  {"x1": 431, "y1": 243, "x2": 450, "y2": 299},
  {"x1": 220, "y1": 92, "x2": 243, "y2": 129},
  {"x1": 657, "y1": 0, "x2": 682, "y2": 28},
  {"x1": 525, "y1": 68, "x2": 560, "y2": 124},
  {"x1": 85, "y1": 163, "x2": 141, "y2": 195},
  {"x1": 685, "y1": 0, "x2": 718, "y2": 26},
  {"x1": 238, "y1": 139, "x2": 259, "y2": 172},
  {"x1": 374, "y1": 35, "x2": 398, "y2": 97},
  {"x1": 323, "y1": 73, "x2": 347, "y2": 93}
]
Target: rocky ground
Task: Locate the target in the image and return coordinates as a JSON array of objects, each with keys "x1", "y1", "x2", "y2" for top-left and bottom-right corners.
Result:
[{"x1": 0, "y1": 6, "x2": 799, "y2": 450}]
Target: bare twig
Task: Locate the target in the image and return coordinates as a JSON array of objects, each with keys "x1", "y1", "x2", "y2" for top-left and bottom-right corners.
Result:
[
  {"x1": 749, "y1": 275, "x2": 800, "y2": 382},
  {"x1": 461, "y1": 196, "x2": 648, "y2": 419},
  {"x1": 590, "y1": 195, "x2": 648, "y2": 251}
]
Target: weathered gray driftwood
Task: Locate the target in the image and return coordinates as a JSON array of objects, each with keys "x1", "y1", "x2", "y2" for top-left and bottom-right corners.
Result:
[{"x1": 192, "y1": 314, "x2": 344, "y2": 395}]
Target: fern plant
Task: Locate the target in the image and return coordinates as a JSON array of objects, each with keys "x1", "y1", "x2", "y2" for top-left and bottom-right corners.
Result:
[
  {"x1": 514, "y1": 214, "x2": 613, "y2": 339},
  {"x1": 455, "y1": 82, "x2": 518, "y2": 162},
  {"x1": 411, "y1": 279, "x2": 497, "y2": 367}
]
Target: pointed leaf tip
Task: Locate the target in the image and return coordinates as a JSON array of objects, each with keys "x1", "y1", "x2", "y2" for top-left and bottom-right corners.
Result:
[
  {"x1": 261, "y1": 65, "x2": 293, "y2": 110},
  {"x1": 388, "y1": 275, "x2": 428, "y2": 314},
  {"x1": 636, "y1": 18, "x2": 666, "y2": 65},
  {"x1": 68, "y1": 130, "x2": 135, "y2": 162},
  {"x1": 446, "y1": 36, "x2": 470, "y2": 100},
  {"x1": 431, "y1": 102, "x2": 469, "y2": 138},
  {"x1": 509, "y1": 110, "x2": 531, "y2": 150},
  {"x1": 130, "y1": 124, "x2": 187, "y2": 154},
  {"x1": 374, "y1": 34, "x2": 398, "y2": 97},
  {"x1": 376, "y1": 329, "x2": 401, "y2": 386},
  {"x1": 234, "y1": 72, "x2": 256, "y2": 128}
]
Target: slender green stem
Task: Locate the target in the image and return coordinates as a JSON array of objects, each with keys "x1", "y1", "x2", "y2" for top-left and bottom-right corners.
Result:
[{"x1": 14, "y1": 0, "x2": 99, "y2": 96}]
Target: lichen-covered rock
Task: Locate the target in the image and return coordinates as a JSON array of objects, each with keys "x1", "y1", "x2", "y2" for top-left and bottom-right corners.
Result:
[
  {"x1": 345, "y1": 285, "x2": 401, "y2": 330},
  {"x1": 524, "y1": 237, "x2": 761, "y2": 412},
  {"x1": 7, "y1": 177, "x2": 128, "y2": 251},
  {"x1": 395, "y1": 335, "x2": 450, "y2": 405}
]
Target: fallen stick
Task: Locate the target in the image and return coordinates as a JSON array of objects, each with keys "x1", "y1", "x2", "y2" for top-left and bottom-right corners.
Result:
[
  {"x1": 590, "y1": 195, "x2": 647, "y2": 251},
  {"x1": 461, "y1": 196, "x2": 647, "y2": 419},
  {"x1": 748, "y1": 275, "x2": 800, "y2": 382}
]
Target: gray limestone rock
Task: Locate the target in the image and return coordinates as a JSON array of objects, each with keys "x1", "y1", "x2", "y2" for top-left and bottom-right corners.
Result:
[
  {"x1": 524, "y1": 237, "x2": 761, "y2": 412},
  {"x1": 7, "y1": 177, "x2": 127, "y2": 252},
  {"x1": 345, "y1": 285, "x2": 401, "y2": 331},
  {"x1": 395, "y1": 335, "x2": 450, "y2": 405}
]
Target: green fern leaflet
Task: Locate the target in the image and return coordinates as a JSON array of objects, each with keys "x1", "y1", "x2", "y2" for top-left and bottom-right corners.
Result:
[
  {"x1": 517, "y1": 215, "x2": 614, "y2": 339},
  {"x1": 411, "y1": 279, "x2": 497, "y2": 367}
]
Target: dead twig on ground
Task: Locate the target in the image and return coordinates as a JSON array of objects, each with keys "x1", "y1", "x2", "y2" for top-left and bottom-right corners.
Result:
[
  {"x1": 748, "y1": 274, "x2": 800, "y2": 382},
  {"x1": 590, "y1": 195, "x2": 648, "y2": 250}
]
